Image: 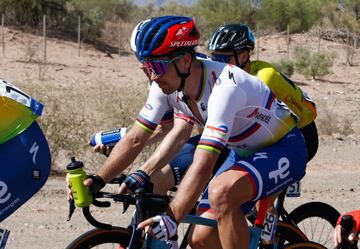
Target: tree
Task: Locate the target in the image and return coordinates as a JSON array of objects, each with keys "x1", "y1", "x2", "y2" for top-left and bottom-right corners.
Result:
[
  {"x1": 194, "y1": 0, "x2": 255, "y2": 40},
  {"x1": 255, "y1": 0, "x2": 323, "y2": 33}
]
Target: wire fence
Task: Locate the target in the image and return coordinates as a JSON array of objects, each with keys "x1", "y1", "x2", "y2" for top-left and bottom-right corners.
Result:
[{"x1": 0, "y1": 13, "x2": 359, "y2": 66}]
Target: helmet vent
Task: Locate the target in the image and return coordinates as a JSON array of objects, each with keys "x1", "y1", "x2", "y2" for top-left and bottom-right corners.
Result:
[{"x1": 189, "y1": 27, "x2": 198, "y2": 37}]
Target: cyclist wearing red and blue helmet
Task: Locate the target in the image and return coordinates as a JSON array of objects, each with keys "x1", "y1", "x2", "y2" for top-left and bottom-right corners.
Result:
[
  {"x1": 83, "y1": 16, "x2": 307, "y2": 249},
  {"x1": 0, "y1": 79, "x2": 51, "y2": 222}
]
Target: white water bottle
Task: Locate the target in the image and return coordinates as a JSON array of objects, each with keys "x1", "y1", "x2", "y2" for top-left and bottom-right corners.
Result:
[{"x1": 89, "y1": 128, "x2": 127, "y2": 147}]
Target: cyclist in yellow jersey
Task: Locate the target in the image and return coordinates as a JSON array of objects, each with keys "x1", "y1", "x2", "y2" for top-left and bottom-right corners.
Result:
[{"x1": 208, "y1": 23, "x2": 318, "y2": 162}]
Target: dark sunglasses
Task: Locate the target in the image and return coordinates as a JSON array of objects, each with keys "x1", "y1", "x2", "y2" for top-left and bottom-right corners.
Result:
[{"x1": 142, "y1": 54, "x2": 184, "y2": 77}]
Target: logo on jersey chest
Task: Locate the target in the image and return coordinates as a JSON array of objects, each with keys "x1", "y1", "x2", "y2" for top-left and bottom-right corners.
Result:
[{"x1": 247, "y1": 108, "x2": 271, "y2": 124}]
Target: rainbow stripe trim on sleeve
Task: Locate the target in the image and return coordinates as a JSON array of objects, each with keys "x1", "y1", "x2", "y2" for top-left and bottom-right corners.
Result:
[
  {"x1": 197, "y1": 125, "x2": 228, "y2": 154},
  {"x1": 135, "y1": 114, "x2": 157, "y2": 133}
]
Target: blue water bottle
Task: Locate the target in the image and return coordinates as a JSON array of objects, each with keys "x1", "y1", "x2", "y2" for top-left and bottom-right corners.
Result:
[{"x1": 89, "y1": 128, "x2": 127, "y2": 147}]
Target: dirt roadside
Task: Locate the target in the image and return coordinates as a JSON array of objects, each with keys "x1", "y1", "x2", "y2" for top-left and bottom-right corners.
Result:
[{"x1": 1, "y1": 28, "x2": 360, "y2": 248}]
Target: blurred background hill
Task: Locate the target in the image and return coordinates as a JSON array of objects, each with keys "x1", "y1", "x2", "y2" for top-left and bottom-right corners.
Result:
[{"x1": 0, "y1": 0, "x2": 358, "y2": 47}]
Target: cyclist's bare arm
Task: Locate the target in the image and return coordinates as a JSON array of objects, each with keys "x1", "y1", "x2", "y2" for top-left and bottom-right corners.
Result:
[
  {"x1": 169, "y1": 149, "x2": 218, "y2": 221},
  {"x1": 145, "y1": 121, "x2": 174, "y2": 145},
  {"x1": 96, "y1": 124, "x2": 152, "y2": 183},
  {"x1": 92, "y1": 122, "x2": 173, "y2": 157},
  {"x1": 141, "y1": 118, "x2": 193, "y2": 176}
]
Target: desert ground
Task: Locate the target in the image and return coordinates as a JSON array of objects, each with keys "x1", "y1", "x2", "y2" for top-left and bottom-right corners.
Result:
[{"x1": 1, "y1": 27, "x2": 360, "y2": 249}]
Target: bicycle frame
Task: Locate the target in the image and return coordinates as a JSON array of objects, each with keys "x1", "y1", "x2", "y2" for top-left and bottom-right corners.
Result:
[{"x1": 72, "y1": 189, "x2": 271, "y2": 249}]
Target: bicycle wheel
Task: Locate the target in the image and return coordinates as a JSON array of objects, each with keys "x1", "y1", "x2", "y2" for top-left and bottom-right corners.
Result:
[
  {"x1": 283, "y1": 241, "x2": 327, "y2": 249},
  {"x1": 271, "y1": 221, "x2": 308, "y2": 248},
  {"x1": 66, "y1": 227, "x2": 143, "y2": 249},
  {"x1": 287, "y1": 201, "x2": 340, "y2": 248}
]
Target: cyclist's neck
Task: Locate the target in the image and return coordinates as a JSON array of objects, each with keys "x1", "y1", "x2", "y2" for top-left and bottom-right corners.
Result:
[{"x1": 182, "y1": 59, "x2": 203, "y2": 101}]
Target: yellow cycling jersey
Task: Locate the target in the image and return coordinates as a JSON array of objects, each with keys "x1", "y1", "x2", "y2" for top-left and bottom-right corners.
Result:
[{"x1": 250, "y1": 60, "x2": 317, "y2": 128}]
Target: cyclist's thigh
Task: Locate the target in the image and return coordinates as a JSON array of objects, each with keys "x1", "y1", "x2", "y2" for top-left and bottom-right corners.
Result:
[
  {"x1": 151, "y1": 165, "x2": 176, "y2": 194},
  {"x1": 169, "y1": 135, "x2": 201, "y2": 185},
  {"x1": 200, "y1": 128, "x2": 307, "y2": 212},
  {"x1": 231, "y1": 128, "x2": 307, "y2": 201},
  {"x1": 197, "y1": 150, "x2": 256, "y2": 214},
  {"x1": 188, "y1": 212, "x2": 221, "y2": 249},
  {"x1": 169, "y1": 135, "x2": 230, "y2": 185}
]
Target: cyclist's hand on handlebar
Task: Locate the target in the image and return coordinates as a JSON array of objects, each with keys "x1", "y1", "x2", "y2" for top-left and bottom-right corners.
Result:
[
  {"x1": 65, "y1": 174, "x2": 73, "y2": 201},
  {"x1": 118, "y1": 170, "x2": 153, "y2": 194},
  {"x1": 334, "y1": 224, "x2": 359, "y2": 248},
  {"x1": 93, "y1": 143, "x2": 112, "y2": 157},
  {"x1": 137, "y1": 214, "x2": 178, "y2": 241},
  {"x1": 66, "y1": 174, "x2": 93, "y2": 201}
]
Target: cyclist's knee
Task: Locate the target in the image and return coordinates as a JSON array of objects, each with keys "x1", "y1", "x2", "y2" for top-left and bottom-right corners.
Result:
[
  {"x1": 188, "y1": 220, "x2": 218, "y2": 249},
  {"x1": 209, "y1": 181, "x2": 248, "y2": 218},
  {"x1": 188, "y1": 233, "x2": 208, "y2": 249}
]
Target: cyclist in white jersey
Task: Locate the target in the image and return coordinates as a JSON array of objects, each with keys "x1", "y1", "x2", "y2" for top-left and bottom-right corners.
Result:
[{"x1": 83, "y1": 16, "x2": 307, "y2": 249}]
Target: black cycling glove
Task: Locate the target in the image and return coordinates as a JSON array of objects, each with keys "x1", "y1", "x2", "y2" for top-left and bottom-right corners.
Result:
[
  {"x1": 123, "y1": 170, "x2": 153, "y2": 193},
  {"x1": 88, "y1": 174, "x2": 106, "y2": 194}
]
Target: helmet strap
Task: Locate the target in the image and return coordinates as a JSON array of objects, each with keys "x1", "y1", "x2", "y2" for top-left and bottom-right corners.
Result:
[
  {"x1": 173, "y1": 61, "x2": 191, "y2": 92},
  {"x1": 234, "y1": 51, "x2": 249, "y2": 69}
]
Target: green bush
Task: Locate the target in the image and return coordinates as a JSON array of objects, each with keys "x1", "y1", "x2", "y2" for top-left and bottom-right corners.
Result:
[
  {"x1": 272, "y1": 58, "x2": 295, "y2": 78},
  {"x1": 255, "y1": 0, "x2": 323, "y2": 33},
  {"x1": 0, "y1": 0, "x2": 68, "y2": 26},
  {"x1": 194, "y1": 0, "x2": 255, "y2": 40},
  {"x1": 294, "y1": 46, "x2": 335, "y2": 80}
]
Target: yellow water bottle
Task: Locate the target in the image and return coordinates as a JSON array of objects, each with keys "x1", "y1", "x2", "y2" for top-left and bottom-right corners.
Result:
[{"x1": 67, "y1": 157, "x2": 92, "y2": 207}]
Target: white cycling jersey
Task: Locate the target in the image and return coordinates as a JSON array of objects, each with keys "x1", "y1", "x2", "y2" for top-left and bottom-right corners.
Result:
[{"x1": 136, "y1": 59, "x2": 297, "y2": 155}]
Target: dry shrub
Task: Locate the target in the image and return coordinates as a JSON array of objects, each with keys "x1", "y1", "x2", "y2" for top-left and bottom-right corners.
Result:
[
  {"x1": 101, "y1": 20, "x2": 135, "y2": 53},
  {"x1": 20, "y1": 77, "x2": 152, "y2": 174},
  {"x1": 316, "y1": 99, "x2": 354, "y2": 136},
  {"x1": 22, "y1": 38, "x2": 39, "y2": 62}
]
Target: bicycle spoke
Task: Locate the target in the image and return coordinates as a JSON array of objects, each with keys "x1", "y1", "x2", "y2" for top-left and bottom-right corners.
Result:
[{"x1": 297, "y1": 217, "x2": 334, "y2": 248}]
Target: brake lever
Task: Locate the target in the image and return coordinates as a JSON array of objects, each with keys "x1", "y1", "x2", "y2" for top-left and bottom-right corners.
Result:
[
  {"x1": 67, "y1": 199, "x2": 76, "y2": 221},
  {"x1": 122, "y1": 201, "x2": 130, "y2": 214}
]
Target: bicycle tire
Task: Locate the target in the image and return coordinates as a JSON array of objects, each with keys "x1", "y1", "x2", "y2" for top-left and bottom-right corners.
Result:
[
  {"x1": 273, "y1": 221, "x2": 308, "y2": 248},
  {"x1": 287, "y1": 201, "x2": 340, "y2": 247},
  {"x1": 66, "y1": 227, "x2": 143, "y2": 249},
  {"x1": 283, "y1": 241, "x2": 327, "y2": 249}
]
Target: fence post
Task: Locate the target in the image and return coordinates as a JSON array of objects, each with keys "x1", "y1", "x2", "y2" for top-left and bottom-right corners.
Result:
[
  {"x1": 2, "y1": 13, "x2": 4, "y2": 57},
  {"x1": 78, "y1": 16, "x2": 81, "y2": 57},
  {"x1": 43, "y1": 15, "x2": 46, "y2": 64},
  {"x1": 119, "y1": 17, "x2": 121, "y2": 57},
  {"x1": 346, "y1": 28, "x2": 350, "y2": 65},
  {"x1": 256, "y1": 24, "x2": 259, "y2": 60},
  {"x1": 318, "y1": 26, "x2": 321, "y2": 52},
  {"x1": 287, "y1": 24, "x2": 290, "y2": 59}
]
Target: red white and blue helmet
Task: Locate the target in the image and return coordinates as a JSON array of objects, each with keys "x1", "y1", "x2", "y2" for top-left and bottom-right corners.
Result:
[{"x1": 135, "y1": 16, "x2": 200, "y2": 60}]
